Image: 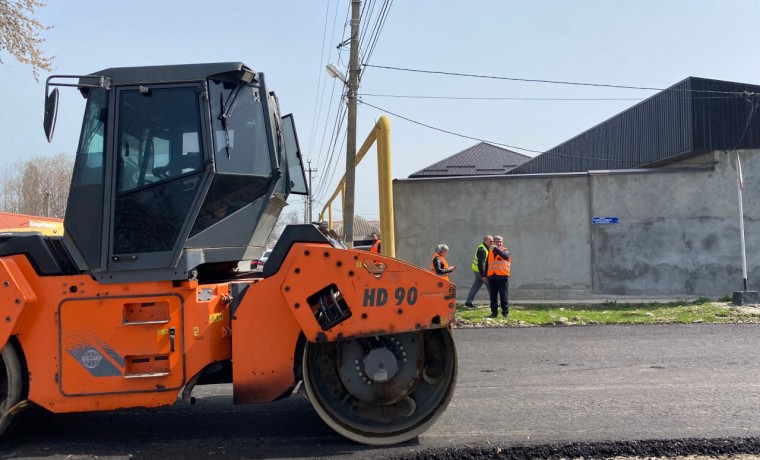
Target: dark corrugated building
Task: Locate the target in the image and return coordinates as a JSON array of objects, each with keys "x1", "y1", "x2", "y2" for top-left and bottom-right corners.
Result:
[
  {"x1": 410, "y1": 142, "x2": 531, "y2": 177},
  {"x1": 509, "y1": 77, "x2": 760, "y2": 175}
]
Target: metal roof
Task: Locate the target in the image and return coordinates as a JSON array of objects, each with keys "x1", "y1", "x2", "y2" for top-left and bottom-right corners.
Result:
[
  {"x1": 83, "y1": 62, "x2": 255, "y2": 86},
  {"x1": 329, "y1": 215, "x2": 381, "y2": 239},
  {"x1": 409, "y1": 142, "x2": 532, "y2": 178},
  {"x1": 509, "y1": 76, "x2": 760, "y2": 175}
]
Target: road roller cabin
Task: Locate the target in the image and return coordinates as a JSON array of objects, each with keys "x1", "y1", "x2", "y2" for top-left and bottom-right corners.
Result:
[{"x1": 0, "y1": 62, "x2": 457, "y2": 445}]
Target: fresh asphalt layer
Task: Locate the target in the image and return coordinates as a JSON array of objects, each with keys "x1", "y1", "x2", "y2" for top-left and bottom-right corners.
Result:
[{"x1": 3, "y1": 324, "x2": 760, "y2": 459}]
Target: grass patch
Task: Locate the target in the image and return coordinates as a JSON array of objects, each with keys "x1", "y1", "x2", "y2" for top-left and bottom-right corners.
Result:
[{"x1": 455, "y1": 298, "x2": 760, "y2": 327}]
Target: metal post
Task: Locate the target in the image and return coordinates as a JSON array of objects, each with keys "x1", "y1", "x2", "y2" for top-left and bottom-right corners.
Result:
[
  {"x1": 736, "y1": 152, "x2": 748, "y2": 290},
  {"x1": 376, "y1": 116, "x2": 395, "y2": 257},
  {"x1": 343, "y1": 0, "x2": 361, "y2": 248},
  {"x1": 306, "y1": 160, "x2": 317, "y2": 223},
  {"x1": 731, "y1": 151, "x2": 759, "y2": 306}
]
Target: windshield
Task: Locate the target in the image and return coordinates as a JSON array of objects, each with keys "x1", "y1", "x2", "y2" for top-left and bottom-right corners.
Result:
[
  {"x1": 209, "y1": 80, "x2": 271, "y2": 175},
  {"x1": 66, "y1": 87, "x2": 108, "y2": 268},
  {"x1": 113, "y1": 85, "x2": 205, "y2": 254},
  {"x1": 189, "y1": 79, "x2": 275, "y2": 237},
  {"x1": 282, "y1": 114, "x2": 308, "y2": 195}
]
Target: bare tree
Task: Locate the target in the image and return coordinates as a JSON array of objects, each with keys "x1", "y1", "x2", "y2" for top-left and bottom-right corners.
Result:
[
  {"x1": 0, "y1": 153, "x2": 74, "y2": 217},
  {"x1": 0, "y1": 0, "x2": 54, "y2": 80},
  {"x1": 267, "y1": 210, "x2": 301, "y2": 246}
]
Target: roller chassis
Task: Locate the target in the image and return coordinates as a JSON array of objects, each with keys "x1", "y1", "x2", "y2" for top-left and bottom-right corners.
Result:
[
  {"x1": 0, "y1": 61, "x2": 459, "y2": 445},
  {"x1": 0, "y1": 236, "x2": 457, "y2": 445}
]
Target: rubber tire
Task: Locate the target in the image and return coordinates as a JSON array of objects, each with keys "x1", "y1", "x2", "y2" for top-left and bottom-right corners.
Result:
[
  {"x1": 302, "y1": 329, "x2": 457, "y2": 446},
  {"x1": 0, "y1": 341, "x2": 23, "y2": 437}
]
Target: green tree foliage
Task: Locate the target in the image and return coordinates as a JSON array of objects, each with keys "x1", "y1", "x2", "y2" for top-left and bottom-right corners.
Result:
[{"x1": 0, "y1": 0, "x2": 53, "y2": 80}]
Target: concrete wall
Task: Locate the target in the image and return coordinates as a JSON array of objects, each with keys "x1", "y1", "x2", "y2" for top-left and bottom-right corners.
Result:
[{"x1": 393, "y1": 149, "x2": 759, "y2": 300}]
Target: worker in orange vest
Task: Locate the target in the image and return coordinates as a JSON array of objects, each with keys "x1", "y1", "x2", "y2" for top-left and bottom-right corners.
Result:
[
  {"x1": 486, "y1": 235, "x2": 511, "y2": 318},
  {"x1": 430, "y1": 244, "x2": 456, "y2": 280},
  {"x1": 369, "y1": 232, "x2": 381, "y2": 254}
]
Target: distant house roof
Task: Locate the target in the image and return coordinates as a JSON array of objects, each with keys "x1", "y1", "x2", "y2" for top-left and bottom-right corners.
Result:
[
  {"x1": 329, "y1": 215, "x2": 381, "y2": 240},
  {"x1": 409, "y1": 142, "x2": 532, "y2": 178}
]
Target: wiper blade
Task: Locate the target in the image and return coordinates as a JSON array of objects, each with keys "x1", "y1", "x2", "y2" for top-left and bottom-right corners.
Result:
[{"x1": 219, "y1": 83, "x2": 244, "y2": 159}]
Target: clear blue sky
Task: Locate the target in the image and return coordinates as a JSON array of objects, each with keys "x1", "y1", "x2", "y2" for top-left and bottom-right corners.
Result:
[{"x1": 2, "y1": 0, "x2": 759, "y2": 220}]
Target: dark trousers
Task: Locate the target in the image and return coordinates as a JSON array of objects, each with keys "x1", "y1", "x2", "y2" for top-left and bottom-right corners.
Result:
[
  {"x1": 488, "y1": 276, "x2": 509, "y2": 314},
  {"x1": 465, "y1": 271, "x2": 486, "y2": 304}
]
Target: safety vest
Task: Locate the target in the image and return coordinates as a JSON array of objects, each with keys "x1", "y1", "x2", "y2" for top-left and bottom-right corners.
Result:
[
  {"x1": 370, "y1": 239, "x2": 381, "y2": 254},
  {"x1": 471, "y1": 243, "x2": 488, "y2": 272},
  {"x1": 430, "y1": 253, "x2": 450, "y2": 280},
  {"x1": 487, "y1": 248, "x2": 511, "y2": 277}
]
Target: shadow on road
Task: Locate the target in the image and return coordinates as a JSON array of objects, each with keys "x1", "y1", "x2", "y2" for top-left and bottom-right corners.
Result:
[{"x1": 3, "y1": 394, "x2": 418, "y2": 459}]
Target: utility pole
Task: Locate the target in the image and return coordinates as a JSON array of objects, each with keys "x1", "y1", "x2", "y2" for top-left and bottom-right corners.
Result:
[
  {"x1": 306, "y1": 159, "x2": 318, "y2": 223},
  {"x1": 343, "y1": 0, "x2": 361, "y2": 248},
  {"x1": 732, "y1": 151, "x2": 760, "y2": 305}
]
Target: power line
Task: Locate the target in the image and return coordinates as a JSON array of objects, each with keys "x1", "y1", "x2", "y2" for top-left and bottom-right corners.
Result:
[
  {"x1": 317, "y1": 126, "x2": 348, "y2": 208},
  {"x1": 358, "y1": 0, "x2": 377, "y2": 52},
  {"x1": 360, "y1": 0, "x2": 392, "y2": 68},
  {"x1": 360, "y1": 93, "x2": 646, "y2": 101},
  {"x1": 306, "y1": 0, "x2": 335, "y2": 155},
  {"x1": 315, "y1": 1, "x2": 352, "y2": 201},
  {"x1": 311, "y1": 0, "x2": 344, "y2": 169},
  {"x1": 360, "y1": 100, "x2": 544, "y2": 154},
  {"x1": 317, "y1": 0, "x2": 396, "y2": 222},
  {"x1": 314, "y1": 98, "x2": 348, "y2": 202},
  {"x1": 313, "y1": 78, "x2": 342, "y2": 180},
  {"x1": 319, "y1": 124, "x2": 348, "y2": 207},
  {"x1": 364, "y1": 64, "x2": 759, "y2": 96},
  {"x1": 358, "y1": 93, "x2": 749, "y2": 102},
  {"x1": 360, "y1": 100, "x2": 638, "y2": 164},
  {"x1": 728, "y1": 95, "x2": 760, "y2": 151}
]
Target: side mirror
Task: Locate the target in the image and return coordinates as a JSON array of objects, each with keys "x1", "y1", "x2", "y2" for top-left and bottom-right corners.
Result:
[{"x1": 44, "y1": 87, "x2": 59, "y2": 142}]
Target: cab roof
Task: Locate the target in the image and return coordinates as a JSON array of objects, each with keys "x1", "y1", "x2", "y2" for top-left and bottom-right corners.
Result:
[{"x1": 81, "y1": 62, "x2": 256, "y2": 86}]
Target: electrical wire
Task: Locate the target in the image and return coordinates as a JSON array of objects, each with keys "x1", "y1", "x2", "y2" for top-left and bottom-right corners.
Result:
[
  {"x1": 306, "y1": 0, "x2": 335, "y2": 156},
  {"x1": 315, "y1": 118, "x2": 348, "y2": 207},
  {"x1": 313, "y1": 1, "x2": 350, "y2": 176},
  {"x1": 728, "y1": 95, "x2": 760, "y2": 151},
  {"x1": 316, "y1": 0, "x2": 395, "y2": 210},
  {"x1": 313, "y1": 70, "x2": 341, "y2": 173},
  {"x1": 364, "y1": 64, "x2": 760, "y2": 96},
  {"x1": 358, "y1": 0, "x2": 377, "y2": 52},
  {"x1": 360, "y1": 0, "x2": 392, "y2": 69},
  {"x1": 360, "y1": 93, "x2": 645, "y2": 101},
  {"x1": 360, "y1": 99, "x2": 639, "y2": 164},
  {"x1": 318, "y1": 129, "x2": 348, "y2": 208},
  {"x1": 359, "y1": 100, "x2": 543, "y2": 153},
  {"x1": 314, "y1": 97, "x2": 348, "y2": 201},
  {"x1": 358, "y1": 93, "x2": 750, "y2": 102},
  {"x1": 312, "y1": 0, "x2": 353, "y2": 213}
]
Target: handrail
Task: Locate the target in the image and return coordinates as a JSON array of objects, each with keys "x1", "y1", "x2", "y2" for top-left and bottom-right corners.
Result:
[{"x1": 318, "y1": 116, "x2": 394, "y2": 257}]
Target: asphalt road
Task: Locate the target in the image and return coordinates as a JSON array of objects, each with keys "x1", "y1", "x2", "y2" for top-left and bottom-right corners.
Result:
[{"x1": 3, "y1": 324, "x2": 760, "y2": 459}]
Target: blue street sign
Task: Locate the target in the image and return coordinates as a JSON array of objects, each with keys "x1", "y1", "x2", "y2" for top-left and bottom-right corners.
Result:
[{"x1": 592, "y1": 217, "x2": 619, "y2": 224}]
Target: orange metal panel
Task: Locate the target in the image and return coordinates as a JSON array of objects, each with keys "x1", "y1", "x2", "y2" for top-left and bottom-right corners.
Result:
[
  {"x1": 232, "y1": 276, "x2": 301, "y2": 404},
  {"x1": 231, "y1": 243, "x2": 456, "y2": 404},
  {"x1": 0, "y1": 258, "x2": 37, "y2": 348},
  {"x1": 58, "y1": 295, "x2": 184, "y2": 395},
  {"x1": 181, "y1": 282, "x2": 232, "y2": 380},
  {"x1": 280, "y1": 244, "x2": 456, "y2": 342},
  {"x1": 5, "y1": 255, "x2": 232, "y2": 413}
]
